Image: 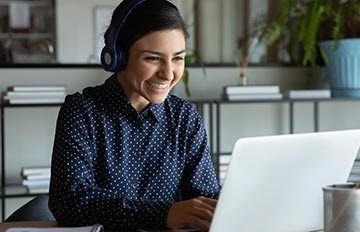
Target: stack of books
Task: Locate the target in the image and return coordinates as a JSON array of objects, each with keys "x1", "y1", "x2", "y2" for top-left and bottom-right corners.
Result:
[
  {"x1": 223, "y1": 85, "x2": 282, "y2": 101},
  {"x1": 3, "y1": 85, "x2": 67, "y2": 104},
  {"x1": 348, "y1": 160, "x2": 360, "y2": 183},
  {"x1": 288, "y1": 89, "x2": 331, "y2": 99},
  {"x1": 219, "y1": 155, "x2": 231, "y2": 185},
  {"x1": 21, "y1": 166, "x2": 51, "y2": 194}
]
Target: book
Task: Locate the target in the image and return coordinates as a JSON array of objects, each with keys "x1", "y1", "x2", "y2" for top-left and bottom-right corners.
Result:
[
  {"x1": 225, "y1": 93, "x2": 283, "y2": 101},
  {"x1": 348, "y1": 176, "x2": 360, "y2": 182},
  {"x1": 21, "y1": 166, "x2": 50, "y2": 176},
  {"x1": 27, "y1": 186, "x2": 49, "y2": 194},
  {"x1": 224, "y1": 85, "x2": 280, "y2": 95},
  {"x1": 4, "y1": 96, "x2": 65, "y2": 101},
  {"x1": 23, "y1": 173, "x2": 50, "y2": 181},
  {"x1": 7, "y1": 85, "x2": 67, "y2": 92},
  {"x1": 4, "y1": 98, "x2": 65, "y2": 104},
  {"x1": 219, "y1": 171, "x2": 227, "y2": 180},
  {"x1": 219, "y1": 164, "x2": 229, "y2": 172},
  {"x1": 220, "y1": 178, "x2": 225, "y2": 186},
  {"x1": 220, "y1": 155, "x2": 231, "y2": 164},
  {"x1": 288, "y1": 89, "x2": 331, "y2": 99},
  {"x1": 22, "y1": 179, "x2": 50, "y2": 187},
  {"x1": 6, "y1": 224, "x2": 104, "y2": 232},
  {"x1": 5, "y1": 91, "x2": 66, "y2": 98}
]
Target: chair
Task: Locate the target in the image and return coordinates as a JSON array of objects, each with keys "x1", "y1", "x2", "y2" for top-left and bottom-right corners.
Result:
[{"x1": 5, "y1": 194, "x2": 55, "y2": 222}]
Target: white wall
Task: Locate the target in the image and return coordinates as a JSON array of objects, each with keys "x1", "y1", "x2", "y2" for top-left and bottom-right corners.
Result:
[
  {"x1": 56, "y1": 0, "x2": 196, "y2": 63},
  {"x1": 56, "y1": 0, "x2": 120, "y2": 63},
  {"x1": 56, "y1": 0, "x2": 275, "y2": 63}
]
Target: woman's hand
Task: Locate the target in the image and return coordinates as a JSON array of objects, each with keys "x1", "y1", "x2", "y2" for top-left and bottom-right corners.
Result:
[{"x1": 167, "y1": 196, "x2": 217, "y2": 231}]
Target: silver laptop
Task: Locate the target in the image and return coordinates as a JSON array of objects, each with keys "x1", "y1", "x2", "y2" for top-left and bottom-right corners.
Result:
[{"x1": 210, "y1": 130, "x2": 360, "y2": 232}]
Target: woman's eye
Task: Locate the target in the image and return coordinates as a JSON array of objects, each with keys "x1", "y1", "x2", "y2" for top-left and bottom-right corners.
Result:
[
  {"x1": 145, "y1": 57, "x2": 161, "y2": 62},
  {"x1": 173, "y1": 56, "x2": 185, "y2": 61}
]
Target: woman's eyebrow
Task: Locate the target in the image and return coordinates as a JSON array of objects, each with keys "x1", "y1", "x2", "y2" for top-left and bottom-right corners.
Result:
[
  {"x1": 173, "y1": 50, "x2": 186, "y2": 56},
  {"x1": 140, "y1": 50, "x2": 186, "y2": 56}
]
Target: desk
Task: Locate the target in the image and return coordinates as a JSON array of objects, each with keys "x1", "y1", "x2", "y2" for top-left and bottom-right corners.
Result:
[
  {"x1": 0, "y1": 221, "x2": 60, "y2": 232},
  {"x1": 0, "y1": 221, "x2": 325, "y2": 232},
  {"x1": 0, "y1": 221, "x2": 189, "y2": 232}
]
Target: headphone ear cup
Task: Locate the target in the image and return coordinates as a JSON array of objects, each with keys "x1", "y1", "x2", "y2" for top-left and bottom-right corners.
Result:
[
  {"x1": 101, "y1": 46, "x2": 117, "y2": 72},
  {"x1": 115, "y1": 49, "x2": 126, "y2": 72}
]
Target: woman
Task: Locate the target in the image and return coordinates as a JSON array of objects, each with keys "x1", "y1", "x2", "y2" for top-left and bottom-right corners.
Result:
[{"x1": 49, "y1": 0, "x2": 220, "y2": 231}]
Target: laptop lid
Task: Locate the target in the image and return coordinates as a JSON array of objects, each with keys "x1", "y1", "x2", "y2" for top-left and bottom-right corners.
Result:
[{"x1": 210, "y1": 130, "x2": 360, "y2": 232}]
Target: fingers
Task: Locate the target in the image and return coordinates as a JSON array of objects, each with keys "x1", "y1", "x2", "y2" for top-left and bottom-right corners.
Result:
[
  {"x1": 188, "y1": 215, "x2": 211, "y2": 231},
  {"x1": 193, "y1": 196, "x2": 217, "y2": 214},
  {"x1": 193, "y1": 200, "x2": 214, "y2": 215},
  {"x1": 198, "y1": 196, "x2": 217, "y2": 207},
  {"x1": 192, "y1": 205, "x2": 213, "y2": 222},
  {"x1": 189, "y1": 197, "x2": 217, "y2": 222},
  {"x1": 166, "y1": 196, "x2": 218, "y2": 231}
]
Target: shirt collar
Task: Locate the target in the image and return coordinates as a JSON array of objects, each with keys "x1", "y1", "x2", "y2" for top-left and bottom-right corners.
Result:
[
  {"x1": 103, "y1": 75, "x2": 165, "y2": 122},
  {"x1": 148, "y1": 102, "x2": 165, "y2": 122}
]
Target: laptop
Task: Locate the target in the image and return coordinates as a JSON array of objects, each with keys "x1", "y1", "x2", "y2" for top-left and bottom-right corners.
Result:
[{"x1": 210, "y1": 130, "x2": 360, "y2": 232}]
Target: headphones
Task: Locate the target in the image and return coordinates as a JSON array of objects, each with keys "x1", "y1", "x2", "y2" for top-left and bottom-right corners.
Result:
[{"x1": 101, "y1": 0, "x2": 179, "y2": 73}]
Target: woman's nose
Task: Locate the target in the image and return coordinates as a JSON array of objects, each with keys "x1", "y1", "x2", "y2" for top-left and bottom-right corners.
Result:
[{"x1": 159, "y1": 62, "x2": 174, "y2": 81}]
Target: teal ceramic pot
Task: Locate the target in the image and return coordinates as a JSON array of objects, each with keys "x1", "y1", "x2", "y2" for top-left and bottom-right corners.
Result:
[{"x1": 319, "y1": 39, "x2": 360, "y2": 98}]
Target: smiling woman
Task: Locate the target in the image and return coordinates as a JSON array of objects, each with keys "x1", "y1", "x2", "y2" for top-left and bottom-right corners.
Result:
[{"x1": 48, "y1": 0, "x2": 220, "y2": 231}]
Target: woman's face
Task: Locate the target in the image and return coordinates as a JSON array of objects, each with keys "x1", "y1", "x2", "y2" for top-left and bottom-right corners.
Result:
[{"x1": 118, "y1": 29, "x2": 186, "y2": 111}]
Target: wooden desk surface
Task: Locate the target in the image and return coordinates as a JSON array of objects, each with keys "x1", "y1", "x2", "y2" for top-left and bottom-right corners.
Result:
[
  {"x1": 0, "y1": 222, "x2": 180, "y2": 232},
  {"x1": 0, "y1": 221, "x2": 60, "y2": 232},
  {"x1": 0, "y1": 221, "x2": 325, "y2": 232}
]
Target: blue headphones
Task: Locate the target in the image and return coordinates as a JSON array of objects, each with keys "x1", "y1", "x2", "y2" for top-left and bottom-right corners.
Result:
[{"x1": 101, "y1": 0, "x2": 179, "y2": 72}]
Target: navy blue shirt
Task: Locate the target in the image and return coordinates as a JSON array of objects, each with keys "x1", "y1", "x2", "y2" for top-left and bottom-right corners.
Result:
[{"x1": 49, "y1": 75, "x2": 220, "y2": 231}]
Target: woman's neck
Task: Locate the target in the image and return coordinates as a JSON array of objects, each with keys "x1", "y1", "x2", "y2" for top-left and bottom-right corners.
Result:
[{"x1": 116, "y1": 74, "x2": 149, "y2": 112}]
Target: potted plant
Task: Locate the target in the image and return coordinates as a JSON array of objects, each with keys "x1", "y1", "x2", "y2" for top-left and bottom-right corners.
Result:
[{"x1": 260, "y1": 0, "x2": 360, "y2": 97}]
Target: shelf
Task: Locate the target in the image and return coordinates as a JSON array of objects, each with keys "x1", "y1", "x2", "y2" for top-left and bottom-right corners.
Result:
[
  {"x1": 2, "y1": 98, "x2": 360, "y2": 108},
  {"x1": 216, "y1": 98, "x2": 360, "y2": 104},
  {"x1": 0, "y1": 0, "x2": 52, "y2": 7},
  {"x1": 217, "y1": 99, "x2": 286, "y2": 104},
  {"x1": 0, "y1": 185, "x2": 47, "y2": 198},
  {"x1": 0, "y1": 33, "x2": 53, "y2": 40},
  {"x1": 288, "y1": 98, "x2": 360, "y2": 102},
  {"x1": 1, "y1": 103, "x2": 62, "y2": 107},
  {"x1": 0, "y1": 64, "x2": 103, "y2": 68}
]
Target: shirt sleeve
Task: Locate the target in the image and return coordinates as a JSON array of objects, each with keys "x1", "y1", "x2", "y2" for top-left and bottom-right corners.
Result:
[
  {"x1": 48, "y1": 95, "x2": 172, "y2": 231},
  {"x1": 180, "y1": 108, "x2": 221, "y2": 200}
]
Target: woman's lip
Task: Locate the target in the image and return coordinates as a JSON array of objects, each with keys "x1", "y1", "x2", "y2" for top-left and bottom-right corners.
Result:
[
  {"x1": 148, "y1": 81, "x2": 169, "y2": 85},
  {"x1": 146, "y1": 81, "x2": 169, "y2": 92}
]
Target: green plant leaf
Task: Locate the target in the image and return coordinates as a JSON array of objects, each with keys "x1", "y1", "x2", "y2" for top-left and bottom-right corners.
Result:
[
  {"x1": 185, "y1": 54, "x2": 198, "y2": 64},
  {"x1": 264, "y1": 22, "x2": 282, "y2": 45},
  {"x1": 182, "y1": 69, "x2": 190, "y2": 97},
  {"x1": 332, "y1": 10, "x2": 344, "y2": 41},
  {"x1": 300, "y1": 2, "x2": 325, "y2": 67},
  {"x1": 181, "y1": 51, "x2": 206, "y2": 97},
  {"x1": 319, "y1": 46, "x2": 328, "y2": 64},
  {"x1": 258, "y1": 0, "x2": 360, "y2": 67}
]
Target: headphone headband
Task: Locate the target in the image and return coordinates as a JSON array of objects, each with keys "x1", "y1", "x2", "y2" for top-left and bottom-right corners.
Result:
[{"x1": 101, "y1": 0, "x2": 179, "y2": 72}]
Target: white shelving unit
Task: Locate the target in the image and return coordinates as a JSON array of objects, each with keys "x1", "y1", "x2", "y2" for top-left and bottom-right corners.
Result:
[{"x1": 0, "y1": 0, "x2": 55, "y2": 64}]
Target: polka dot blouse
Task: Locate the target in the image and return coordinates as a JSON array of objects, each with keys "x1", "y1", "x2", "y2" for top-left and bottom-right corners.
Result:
[{"x1": 48, "y1": 75, "x2": 220, "y2": 231}]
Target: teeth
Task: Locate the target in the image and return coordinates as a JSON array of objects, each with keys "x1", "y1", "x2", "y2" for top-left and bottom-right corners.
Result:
[{"x1": 149, "y1": 82, "x2": 168, "y2": 89}]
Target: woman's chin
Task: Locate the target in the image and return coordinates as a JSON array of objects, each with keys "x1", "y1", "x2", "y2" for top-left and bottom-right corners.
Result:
[
  {"x1": 146, "y1": 93, "x2": 168, "y2": 104},
  {"x1": 150, "y1": 97, "x2": 167, "y2": 104}
]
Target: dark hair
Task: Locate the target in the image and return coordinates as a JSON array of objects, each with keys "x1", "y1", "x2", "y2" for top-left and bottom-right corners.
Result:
[{"x1": 104, "y1": 0, "x2": 189, "y2": 56}]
